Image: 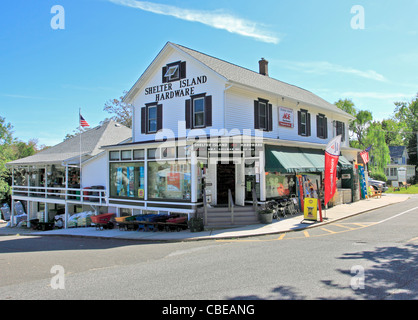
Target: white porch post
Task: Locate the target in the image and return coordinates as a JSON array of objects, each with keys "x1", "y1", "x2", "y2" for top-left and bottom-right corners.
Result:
[
  {"x1": 65, "y1": 165, "x2": 69, "y2": 200},
  {"x1": 11, "y1": 167, "x2": 15, "y2": 226},
  {"x1": 11, "y1": 198, "x2": 15, "y2": 227},
  {"x1": 191, "y1": 150, "x2": 197, "y2": 204},
  {"x1": 64, "y1": 202, "x2": 68, "y2": 229},
  {"x1": 44, "y1": 202, "x2": 48, "y2": 223},
  {"x1": 259, "y1": 148, "x2": 266, "y2": 202},
  {"x1": 27, "y1": 200, "x2": 31, "y2": 228},
  {"x1": 45, "y1": 165, "x2": 48, "y2": 198},
  {"x1": 26, "y1": 167, "x2": 30, "y2": 197},
  {"x1": 144, "y1": 149, "x2": 148, "y2": 202}
]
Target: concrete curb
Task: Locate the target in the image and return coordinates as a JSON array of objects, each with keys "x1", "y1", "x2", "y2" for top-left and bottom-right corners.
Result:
[{"x1": 0, "y1": 195, "x2": 411, "y2": 242}]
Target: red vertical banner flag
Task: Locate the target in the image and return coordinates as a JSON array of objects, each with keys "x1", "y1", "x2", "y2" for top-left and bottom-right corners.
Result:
[{"x1": 324, "y1": 135, "x2": 342, "y2": 208}]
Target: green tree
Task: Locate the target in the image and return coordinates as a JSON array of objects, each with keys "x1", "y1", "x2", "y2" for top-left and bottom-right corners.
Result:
[
  {"x1": 0, "y1": 118, "x2": 42, "y2": 204},
  {"x1": 335, "y1": 98, "x2": 356, "y2": 117},
  {"x1": 393, "y1": 93, "x2": 418, "y2": 166},
  {"x1": 103, "y1": 91, "x2": 132, "y2": 128},
  {"x1": 335, "y1": 99, "x2": 390, "y2": 178},
  {"x1": 364, "y1": 121, "x2": 391, "y2": 175},
  {"x1": 352, "y1": 110, "x2": 373, "y2": 149},
  {"x1": 11, "y1": 139, "x2": 39, "y2": 159},
  {"x1": 335, "y1": 99, "x2": 373, "y2": 148},
  {"x1": 0, "y1": 117, "x2": 14, "y2": 203},
  {"x1": 381, "y1": 119, "x2": 407, "y2": 146}
]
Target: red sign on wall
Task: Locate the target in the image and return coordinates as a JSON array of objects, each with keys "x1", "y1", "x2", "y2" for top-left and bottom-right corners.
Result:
[{"x1": 279, "y1": 107, "x2": 294, "y2": 128}]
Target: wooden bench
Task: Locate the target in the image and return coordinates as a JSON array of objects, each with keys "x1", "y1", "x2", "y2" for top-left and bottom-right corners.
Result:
[{"x1": 369, "y1": 189, "x2": 382, "y2": 198}]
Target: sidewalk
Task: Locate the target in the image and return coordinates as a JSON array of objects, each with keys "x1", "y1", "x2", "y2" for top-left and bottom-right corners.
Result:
[{"x1": 0, "y1": 194, "x2": 411, "y2": 242}]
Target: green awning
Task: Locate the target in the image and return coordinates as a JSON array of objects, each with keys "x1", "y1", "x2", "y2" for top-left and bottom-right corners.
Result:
[
  {"x1": 265, "y1": 146, "x2": 321, "y2": 173},
  {"x1": 302, "y1": 148, "x2": 326, "y2": 171},
  {"x1": 338, "y1": 155, "x2": 353, "y2": 169},
  {"x1": 265, "y1": 145, "x2": 352, "y2": 173}
]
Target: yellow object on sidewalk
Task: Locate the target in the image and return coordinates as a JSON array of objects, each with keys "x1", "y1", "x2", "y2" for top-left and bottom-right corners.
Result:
[{"x1": 304, "y1": 198, "x2": 318, "y2": 221}]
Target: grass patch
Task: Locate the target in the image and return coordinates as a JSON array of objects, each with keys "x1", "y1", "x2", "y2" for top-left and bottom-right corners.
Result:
[{"x1": 386, "y1": 184, "x2": 418, "y2": 194}]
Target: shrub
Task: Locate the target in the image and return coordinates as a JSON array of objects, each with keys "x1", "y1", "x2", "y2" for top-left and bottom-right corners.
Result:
[{"x1": 370, "y1": 169, "x2": 387, "y2": 182}]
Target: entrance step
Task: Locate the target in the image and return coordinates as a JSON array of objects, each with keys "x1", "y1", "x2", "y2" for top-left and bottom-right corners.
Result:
[{"x1": 198, "y1": 206, "x2": 260, "y2": 228}]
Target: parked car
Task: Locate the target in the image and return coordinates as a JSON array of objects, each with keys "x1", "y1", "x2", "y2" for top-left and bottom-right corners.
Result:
[{"x1": 368, "y1": 178, "x2": 389, "y2": 192}]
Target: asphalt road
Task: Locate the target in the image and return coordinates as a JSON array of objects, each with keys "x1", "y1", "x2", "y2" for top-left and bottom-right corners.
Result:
[{"x1": 1, "y1": 195, "x2": 417, "y2": 301}]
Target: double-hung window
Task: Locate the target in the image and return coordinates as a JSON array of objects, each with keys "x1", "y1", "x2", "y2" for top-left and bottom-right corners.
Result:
[
  {"x1": 141, "y1": 103, "x2": 163, "y2": 134},
  {"x1": 185, "y1": 93, "x2": 212, "y2": 129},
  {"x1": 335, "y1": 121, "x2": 346, "y2": 142},
  {"x1": 298, "y1": 109, "x2": 311, "y2": 136},
  {"x1": 148, "y1": 105, "x2": 157, "y2": 133},
  {"x1": 258, "y1": 101, "x2": 267, "y2": 130},
  {"x1": 316, "y1": 114, "x2": 328, "y2": 139},
  {"x1": 193, "y1": 97, "x2": 205, "y2": 128},
  {"x1": 254, "y1": 98, "x2": 272, "y2": 131}
]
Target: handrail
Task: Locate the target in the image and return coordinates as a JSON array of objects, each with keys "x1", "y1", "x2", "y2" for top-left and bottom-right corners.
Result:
[
  {"x1": 203, "y1": 188, "x2": 208, "y2": 226},
  {"x1": 228, "y1": 189, "x2": 234, "y2": 224},
  {"x1": 11, "y1": 185, "x2": 106, "y2": 204}
]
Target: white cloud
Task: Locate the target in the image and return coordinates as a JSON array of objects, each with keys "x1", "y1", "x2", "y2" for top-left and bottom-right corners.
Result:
[
  {"x1": 108, "y1": 0, "x2": 279, "y2": 44},
  {"x1": 278, "y1": 60, "x2": 387, "y2": 82}
]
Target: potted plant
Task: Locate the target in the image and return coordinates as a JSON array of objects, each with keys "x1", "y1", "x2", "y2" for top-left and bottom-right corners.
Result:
[
  {"x1": 258, "y1": 208, "x2": 274, "y2": 224},
  {"x1": 188, "y1": 217, "x2": 204, "y2": 232}
]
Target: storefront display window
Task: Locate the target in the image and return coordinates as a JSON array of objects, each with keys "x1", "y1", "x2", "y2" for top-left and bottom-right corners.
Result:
[
  {"x1": 300, "y1": 174, "x2": 321, "y2": 199},
  {"x1": 148, "y1": 161, "x2": 191, "y2": 200},
  {"x1": 265, "y1": 172, "x2": 296, "y2": 199},
  {"x1": 245, "y1": 160, "x2": 260, "y2": 200},
  {"x1": 110, "y1": 162, "x2": 145, "y2": 198}
]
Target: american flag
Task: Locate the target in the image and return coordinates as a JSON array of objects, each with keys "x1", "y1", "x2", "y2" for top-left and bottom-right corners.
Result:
[
  {"x1": 360, "y1": 146, "x2": 372, "y2": 164},
  {"x1": 80, "y1": 114, "x2": 90, "y2": 128}
]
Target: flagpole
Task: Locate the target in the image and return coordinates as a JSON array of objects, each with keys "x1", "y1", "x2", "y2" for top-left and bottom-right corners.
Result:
[{"x1": 79, "y1": 107, "x2": 82, "y2": 190}]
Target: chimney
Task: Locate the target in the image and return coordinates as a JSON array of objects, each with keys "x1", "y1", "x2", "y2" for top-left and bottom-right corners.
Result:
[{"x1": 259, "y1": 58, "x2": 269, "y2": 76}]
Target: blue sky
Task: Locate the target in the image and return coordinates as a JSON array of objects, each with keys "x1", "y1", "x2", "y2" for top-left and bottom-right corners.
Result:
[{"x1": 1, "y1": 0, "x2": 417, "y2": 147}]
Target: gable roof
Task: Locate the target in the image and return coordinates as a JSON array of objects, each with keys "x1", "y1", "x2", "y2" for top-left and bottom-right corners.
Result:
[
  {"x1": 7, "y1": 120, "x2": 132, "y2": 166},
  {"x1": 125, "y1": 42, "x2": 354, "y2": 119},
  {"x1": 389, "y1": 146, "x2": 407, "y2": 159}
]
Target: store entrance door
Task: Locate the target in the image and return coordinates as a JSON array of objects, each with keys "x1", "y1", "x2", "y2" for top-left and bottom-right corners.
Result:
[{"x1": 217, "y1": 162, "x2": 235, "y2": 205}]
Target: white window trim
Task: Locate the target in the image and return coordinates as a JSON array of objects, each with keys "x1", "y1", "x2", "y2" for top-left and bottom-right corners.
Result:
[
  {"x1": 300, "y1": 111, "x2": 307, "y2": 136},
  {"x1": 148, "y1": 105, "x2": 157, "y2": 133},
  {"x1": 258, "y1": 101, "x2": 267, "y2": 130},
  {"x1": 164, "y1": 65, "x2": 179, "y2": 81},
  {"x1": 193, "y1": 97, "x2": 205, "y2": 128}
]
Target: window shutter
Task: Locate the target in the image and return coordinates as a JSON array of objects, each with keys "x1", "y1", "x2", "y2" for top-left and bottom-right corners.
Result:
[
  {"x1": 297, "y1": 111, "x2": 302, "y2": 135},
  {"x1": 162, "y1": 66, "x2": 167, "y2": 83},
  {"x1": 324, "y1": 118, "x2": 328, "y2": 139},
  {"x1": 316, "y1": 115, "x2": 321, "y2": 138},
  {"x1": 307, "y1": 112, "x2": 311, "y2": 136},
  {"x1": 157, "y1": 104, "x2": 163, "y2": 131},
  {"x1": 254, "y1": 101, "x2": 259, "y2": 129},
  {"x1": 267, "y1": 104, "x2": 273, "y2": 131},
  {"x1": 342, "y1": 122, "x2": 346, "y2": 142},
  {"x1": 141, "y1": 107, "x2": 146, "y2": 134},
  {"x1": 205, "y1": 95, "x2": 212, "y2": 127},
  {"x1": 185, "y1": 99, "x2": 191, "y2": 129},
  {"x1": 180, "y1": 61, "x2": 186, "y2": 79}
]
